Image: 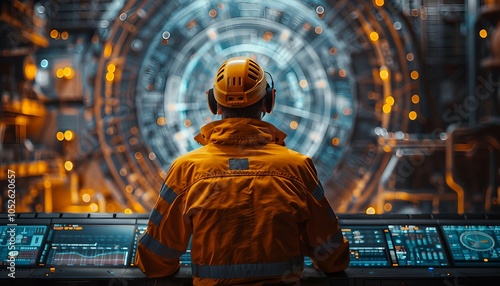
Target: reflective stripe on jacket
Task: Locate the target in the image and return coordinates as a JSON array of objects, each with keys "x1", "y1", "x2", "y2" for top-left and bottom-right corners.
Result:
[{"x1": 135, "y1": 118, "x2": 349, "y2": 285}]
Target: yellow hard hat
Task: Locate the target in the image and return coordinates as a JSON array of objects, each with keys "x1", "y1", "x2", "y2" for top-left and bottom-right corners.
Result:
[{"x1": 212, "y1": 57, "x2": 267, "y2": 108}]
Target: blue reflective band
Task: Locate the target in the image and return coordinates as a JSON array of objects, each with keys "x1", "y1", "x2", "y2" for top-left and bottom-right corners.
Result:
[
  {"x1": 160, "y1": 183, "x2": 178, "y2": 204},
  {"x1": 311, "y1": 183, "x2": 324, "y2": 201},
  {"x1": 149, "y1": 208, "x2": 164, "y2": 226},
  {"x1": 192, "y1": 256, "x2": 303, "y2": 279},
  {"x1": 139, "y1": 233, "x2": 183, "y2": 259}
]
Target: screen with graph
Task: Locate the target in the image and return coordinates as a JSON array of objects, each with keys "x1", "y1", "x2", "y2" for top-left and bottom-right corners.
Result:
[{"x1": 42, "y1": 224, "x2": 135, "y2": 266}]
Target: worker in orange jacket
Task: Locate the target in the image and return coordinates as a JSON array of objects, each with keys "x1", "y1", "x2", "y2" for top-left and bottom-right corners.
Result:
[{"x1": 135, "y1": 56, "x2": 350, "y2": 285}]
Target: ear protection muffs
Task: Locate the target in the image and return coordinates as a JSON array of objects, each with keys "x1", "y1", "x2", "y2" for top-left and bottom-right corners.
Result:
[{"x1": 206, "y1": 72, "x2": 276, "y2": 115}]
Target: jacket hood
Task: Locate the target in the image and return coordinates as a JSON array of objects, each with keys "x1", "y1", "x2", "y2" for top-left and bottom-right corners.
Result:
[{"x1": 194, "y1": 118, "x2": 287, "y2": 146}]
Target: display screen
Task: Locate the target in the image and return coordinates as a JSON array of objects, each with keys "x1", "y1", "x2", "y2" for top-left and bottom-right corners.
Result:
[
  {"x1": 342, "y1": 226, "x2": 390, "y2": 267},
  {"x1": 442, "y1": 225, "x2": 500, "y2": 266},
  {"x1": 0, "y1": 225, "x2": 47, "y2": 266},
  {"x1": 388, "y1": 225, "x2": 448, "y2": 266},
  {"x1": 42, "y1": 224, "x2": 135, "y2": 266}
]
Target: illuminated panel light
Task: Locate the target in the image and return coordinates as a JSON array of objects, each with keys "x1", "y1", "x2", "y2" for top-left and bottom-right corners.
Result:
[
  {"x1": 61, "y1": 31, "x2": 69, "y2": 40},
  {"x1": 366, "y1": 207, "x2": 376, "y2": 215},
  {"x1": 64, "y1": 161, "x2": 74, "y2": 171},
  {"x1": 479, "y1": 29, "x2": 488, "y2": 39},
  {"x1": 410, "y1": 71, "x2": 419, "y2": 80},
  {"x1": 409, "y1": 111, "x2": 417, "y2": 120},
  {"x1": 369, "y1": 31, "x2": 379, "y2": 42},
  {"x1": 374, "y1": 0, "x2": 385, "y2": 6},
  {"x1": 411, "y1": 94, "x2": 420, "y2": 104},
  {"x1": 209, "y1": 9, "x2": 217, "y2": 18},
  {"x1": 290, "y1": 121, "x2": 298, "y2": 130}
]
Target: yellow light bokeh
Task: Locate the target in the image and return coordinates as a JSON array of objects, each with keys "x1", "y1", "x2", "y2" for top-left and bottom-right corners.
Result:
[
  {"x1": 290, "y1": 121, "x2": 299, "y2": 130},
  {"x1": 409, "y1": 111, "x2": 417, "y2": 120},
  {"x1": 64, "y1": 130, "x2": 74, "y2": 141},
  {"x1": 24, "y1": 63, "x2": 37, "y2": 81},
  {"x1": 314, "y1": 26, "x2": 323, "y2": 34},
  {"x1": 479, "y1": 29, "x2": 488, "y2": 39},
  {"x1": 299, "y1": 79, "x2": 308, "y2": 88},
  {"x1": 382, "y1": 104, "x2": 391, "y2": 113},
  {"x1": 410, "y1": 70, "x2": 419, "y2": 80},
  {"x1": 50, "y1": 29, "x2": 59, "y2": 39},
  {"x1": 63, "y1": 67, "x2": 74, "y2": 79},
  {"x1": 379, "y1": 68, "x2": 389, "y2": 81},
  {"x1": 103, "y1": 43, "x2": 112, "y2": 58},
  {"x1": 369, "y1": 31, "x2": 379, "y2": 42},
  {"x1": 56, "y1": 68, "x2": 64, "y2": 78},
  {"x1": 106, "y1": 72, "x2": 115, "y2": 81},
  {"x1": 64, "y1": 161, "x2": 74, "y2": 171},
  {"x1": 61, "y1": 31, "x2": 69, "y2": 40},
  {"x1": 82, "y1": 193, "x2": 91, "y2": 203},
  {"x1": 107, "y1": 63, "x2": 116, "y2": 73},
  {"x1": 366, "y1": 207, "x2": 376, "y2": 215},
  {"x1": 406, "y1": 53, "x2": 414, "y2": 61},
  {"x1": 411, "y1": 94, "x2": 420, "y2": 104},
  {"x1": 384, "y1": 203, "x2": 392, "y2": 212},
  {"x1": 338, "y1": 69, "x2": 347, "y2": 77},
  {"x1": 56, "y1": 131, "x2": 64, "y2": 141},
  {"x1": 124, "y1": 208, "x2": 133, "y2": 214},
  {"x1": 184, "y1": 119, "x2": 192, "y2": 127},
  {"x1": 374, "y1": 0, "x2": 385, "y2": 7},
  {"x1": 89, "y1": 203, "x2": 98, "y2": 212},
  {"x1": 386, "y1": 96, "x2": 395, "y2": 106}
]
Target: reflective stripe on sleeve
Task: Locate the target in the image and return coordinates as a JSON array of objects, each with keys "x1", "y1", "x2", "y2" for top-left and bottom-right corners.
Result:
[
  {"x1": 149, "y1": 208, "x2": 163, "y2": 226},
  {"x1": 139, "y1": 232, "x2": 183, "y2": 259},
  {"x1": 311, "y1": 182, "x2": 324, "y2": 201},
  {"x1": 160, "y1": 183, "x2": 178, "y2": 204},
  {"x1": 192, "y1": 256, "x2": 303, "y2": 279}
]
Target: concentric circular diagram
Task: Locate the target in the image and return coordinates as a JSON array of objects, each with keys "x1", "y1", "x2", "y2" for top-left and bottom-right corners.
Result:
[
  {"x1": 93, "y1": 0, "x2": 421, "y2": 212},
  {"x1": 460, "y1": 231, "x2": 495, "y2": 252}
]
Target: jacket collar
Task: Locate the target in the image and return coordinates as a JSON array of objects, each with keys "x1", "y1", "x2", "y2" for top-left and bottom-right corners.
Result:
[{"x1": 194, "y1": 118, "x2": 287, "y2": 146}]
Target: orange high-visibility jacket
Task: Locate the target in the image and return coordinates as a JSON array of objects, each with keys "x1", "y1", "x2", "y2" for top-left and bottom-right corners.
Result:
[{"x1": 135, "y1": 118, "x2": 349, "y2": 285}]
